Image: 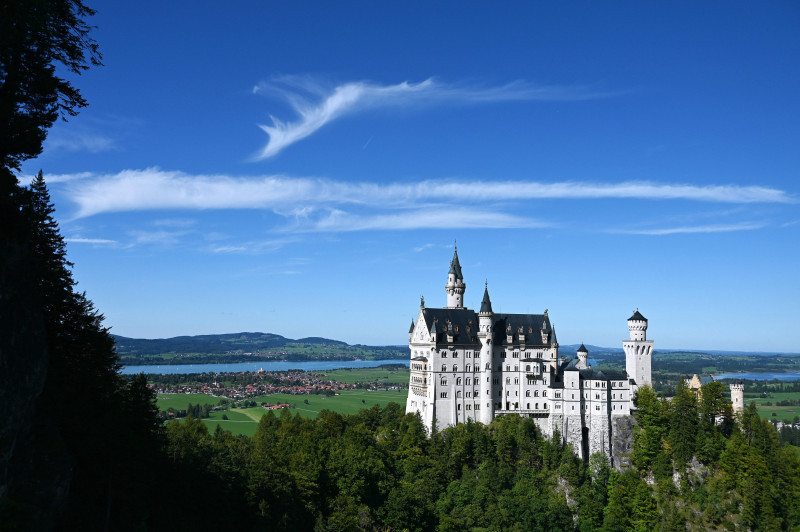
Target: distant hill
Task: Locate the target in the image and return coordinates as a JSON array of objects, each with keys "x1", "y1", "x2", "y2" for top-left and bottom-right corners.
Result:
[
  {"x1": 112, "y1": 332, "x2": 408, "y2": 365},
  {"x1": 559, "y1": 344, "x2": 624, "y2": 355}
]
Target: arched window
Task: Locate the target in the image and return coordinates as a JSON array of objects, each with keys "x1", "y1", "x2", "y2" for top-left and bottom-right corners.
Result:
[
  {"x1": 442, "y1": 365, "x2": 446, "y2": 371},
  {"x1": 534, "y1": 390, "x2": 539, "y2": 397},
  {"x1": 453, "y1": 365, "x2": 458, "y2": 372},
  {"x1": 525, "y1": 390, "x2": 530, "y2": 397},
  {"x1": 456, "y1": 391, "x2": 462, "y2": 398}
]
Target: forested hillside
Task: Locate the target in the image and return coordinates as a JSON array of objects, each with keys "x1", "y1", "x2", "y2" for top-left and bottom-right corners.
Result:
[
  {"x1": 113, "y1": 332, "x2": 407, "y2": 365},
  {"x1": 156, "y1": 382, "x2": 800, "y2": 531}
]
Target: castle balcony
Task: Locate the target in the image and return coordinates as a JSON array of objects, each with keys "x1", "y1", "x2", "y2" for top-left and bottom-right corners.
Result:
[{"x1": 496, "y1": 408, "x2": 550, "y2": 416}]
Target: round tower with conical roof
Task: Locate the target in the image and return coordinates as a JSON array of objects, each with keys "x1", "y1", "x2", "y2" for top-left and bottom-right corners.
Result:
[
  {"x1": 445, "y1": 247, "x2": 466, "y2": 308},
  {"x1": 576, "y1": 343, "x2": 589, "y2": 370},
  {"x1": 623, "y1": 309, "x2": 654, "y2": 392}
]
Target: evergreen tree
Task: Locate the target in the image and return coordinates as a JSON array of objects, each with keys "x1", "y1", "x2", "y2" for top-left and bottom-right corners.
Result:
[
  {"x1": 668, "y1": 379, "x2": 699, "y2": 466},
  {"x1": 1, "y1": 0, "x2": 102, "y2": 176}
]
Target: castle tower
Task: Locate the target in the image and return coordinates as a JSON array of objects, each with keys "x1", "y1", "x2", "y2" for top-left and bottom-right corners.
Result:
[
  {"x1": 730, "y1": 381, "x2": 745, "y2": 414},
  {"x1": 622, "y1": 310, "x2": 653, "y2": 391},
  {"x1": 478, "y1": 282, "x2": 495, "y2": 424},
  {"x1": 445, "y1": 247, "x2": 466, "y2": 308},
  {"x1": 576, "y1": 343, "x2": 589, "y2": 370}
]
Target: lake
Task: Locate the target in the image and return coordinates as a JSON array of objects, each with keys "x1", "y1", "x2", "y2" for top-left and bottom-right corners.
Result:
[
  {"x1": 715, "y1": 372, "x2": 800, "y2": 381},
  {"x1": 121, "y1": 359, "x2": 411, "y2": 375},
  {"x1": 123, "y1": 357, "x2": 602, "y2": 375}
]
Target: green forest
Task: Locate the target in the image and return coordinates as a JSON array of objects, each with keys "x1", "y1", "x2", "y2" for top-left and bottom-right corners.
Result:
[
  {"x1": 2, "y1": 2, "x2": 800, "y2": 530},
  {"x1": 113, "y1": 333, "x2": 407, "y2": 365}
]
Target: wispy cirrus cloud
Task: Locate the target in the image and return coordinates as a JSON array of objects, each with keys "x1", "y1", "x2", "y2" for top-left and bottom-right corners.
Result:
[
  {"x1": 62, "y1": 168, "x2": 794, "y2": 220},
  {"x1": 295, "y1": 208, "x2": 546, "y2": 232},
  {"x1": 45, "y1": 130, "x2": 115, "y2": 153},
  {"x1": 252, "y1": 76, "x2": 623, "y2": 159},
  {"x1": 611, "y1": 223, "x2": 767, "y2": 235},
  {"x1": 65, "y1": 237, "x2": 118, "y2": 245}
]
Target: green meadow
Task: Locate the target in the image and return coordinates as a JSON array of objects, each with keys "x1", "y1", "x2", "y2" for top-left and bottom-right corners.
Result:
[
  {"x1": 157, "y1": 393, "x2": 225, "y2": 411},
  {"x1": 748, "y1": 391, "x2": 800, "y2": 423},
  {"x1": 312, "y1": 366, "x2": 409, "y2": 384},
  {"x1": 159, "y1": 389, "x2": 409, "y2": 436}
]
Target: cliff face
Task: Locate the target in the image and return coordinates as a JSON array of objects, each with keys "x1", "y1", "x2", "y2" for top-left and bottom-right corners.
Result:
[{"x1": 611, "y1": 415, "x2": 637, "y2": 470}]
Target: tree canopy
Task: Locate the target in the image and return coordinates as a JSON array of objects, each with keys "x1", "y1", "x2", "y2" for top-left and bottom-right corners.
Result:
[{"x1": 0, "y1": 0, "x2": 101, "y2": 178}]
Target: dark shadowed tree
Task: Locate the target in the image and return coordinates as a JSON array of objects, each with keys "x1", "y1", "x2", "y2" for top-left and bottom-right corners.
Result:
[
  {"x1": 0, "y1": 0, "x2": 102, "y2": 178},
  {"x1": 1, "y1": 3, "x2": 102, "y2": 522}
]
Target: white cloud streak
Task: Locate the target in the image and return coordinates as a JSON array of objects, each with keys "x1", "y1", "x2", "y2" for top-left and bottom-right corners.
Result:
[
  {"x1": 612, "y1": 223, "x2": 767, "y2": 235},
  {"x1": 45, "y1": 130, "x2": 115, "y2": 153},
  {"x1": 298, "y1": 208, "x2": 546, "y2": 232},
  {"x1": 65, "y1": 237, "x2": 118, "y2": 244},
  {"x1": 62, "y1": 169, "x2": 794, "y2": 220},
  {"x1": 252, "y1": 77, "x2": 623, "y2": 159}
]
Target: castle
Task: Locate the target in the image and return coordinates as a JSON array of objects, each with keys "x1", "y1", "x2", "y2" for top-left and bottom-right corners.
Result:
[{"x1": 406, "y1": 248, "x2": 652, "y2": 463}]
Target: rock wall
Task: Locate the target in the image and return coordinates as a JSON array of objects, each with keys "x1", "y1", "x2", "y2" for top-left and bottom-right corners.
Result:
[
  {"x1": 610, "y1": 414, "x2": 637, "y2": 470},
  {"x1": 588, "y1": 415, "x2": 610, "y2": 457}
]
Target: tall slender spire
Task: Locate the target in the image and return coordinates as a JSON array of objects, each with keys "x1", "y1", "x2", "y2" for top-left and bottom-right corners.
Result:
[
  {"x1": 445, "y1": 245, "x2": 465, "y2": 308},
  {"x1": 448, "y1": 246, "x2": 463, "y2": 278},
  {"x1": 480, "y1": 281, "x2": 493, "y2": 314}
]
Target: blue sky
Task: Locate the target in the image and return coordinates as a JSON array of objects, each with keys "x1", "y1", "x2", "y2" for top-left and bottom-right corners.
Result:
[{"x1": 22, "y1": 2, "x2": 800, "y2": 352}]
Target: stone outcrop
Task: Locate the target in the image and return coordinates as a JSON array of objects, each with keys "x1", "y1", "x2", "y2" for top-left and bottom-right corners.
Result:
[{"x1": 610, "y1": 414, "x2": 637, "y2": 470}]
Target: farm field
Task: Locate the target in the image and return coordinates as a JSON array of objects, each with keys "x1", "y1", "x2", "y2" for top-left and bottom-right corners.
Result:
[
  {"x1": 157, "y1": 393, "x2": 225, "y2": 411},
  {"x1": 312, "y1": 366, "x2": 409, "y2": 384},
  {"x1": 747, "y1": 391, "x2": 800, "y2": 423},
  {"x1": 159, "y1": 389, "x2": 408, "y2": 436}
]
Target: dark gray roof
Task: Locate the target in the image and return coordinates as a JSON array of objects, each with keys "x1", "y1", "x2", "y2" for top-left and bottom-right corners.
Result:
[
  {"x1": 598, "y1": 369, "x2": 628, "y2": 380},
  {"x1": 409, "y1": 319, "x2": 415, "y2": 333},
  {"x1": 480, "y1": 283, "x2": 493, "y2": 314},
  {"x1": 420, "y1": 308, "x2": 554, "y2": 348},
  {"x1": 629, "y1": 310, "x2": 647, "y2": 321},
  {"x1": 421, "y1": 308, "x2": 480, "y2": 346},
  {"x1": 578, "y1": 343, "x2": 588, "y2": 353},
  {"x1": 493, "y1": 313, "x2": 552, "y2": 348},
  {"x1": 448, "y1": 248, "x2": 463, "y2": 278},
  {"x1": 562, "y1": 357, "x2": 627, "y2": 381}
]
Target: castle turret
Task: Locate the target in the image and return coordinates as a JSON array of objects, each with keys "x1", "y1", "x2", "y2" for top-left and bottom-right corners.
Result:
[
  {"x1": 623, "y1": 309, "x2": 654, "y2": 391},
  {"x1": 445, "y1": 247, "x2": 466, "y2": 308},
  {"x1": 576, "y1": 343, "x2": 589, "y2": 370},
  {"x1": 730, "y1": 381, "x2": 744, "y2": 414},
  {"x1": 478, "y1": 282, "x2": 495, "y2": 424}
]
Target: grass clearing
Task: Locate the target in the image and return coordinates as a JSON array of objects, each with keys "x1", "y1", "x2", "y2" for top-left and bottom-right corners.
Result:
[
  {"x1": 157, "y1": 393, "x2": 224, "y2": 411},
  {"x1": 313, "y1": 366, "x2": 410, "y2": 384},
  {"x1": 163, "y1": 389, "x2": 409, "y2": 436},
  {"x1": 747, "y1": 391, "x2": 800, "y2": 422}
]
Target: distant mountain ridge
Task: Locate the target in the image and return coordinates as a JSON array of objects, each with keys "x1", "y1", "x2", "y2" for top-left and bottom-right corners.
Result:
[
  {"x1": 112, "y1": 332, "x2": 366, "y2": 356},
  {"x1": 111, "y1": 332, "x2": 407, "y2": 365}
]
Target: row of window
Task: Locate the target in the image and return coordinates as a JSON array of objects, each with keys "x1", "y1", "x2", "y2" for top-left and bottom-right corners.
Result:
[{"x1": 440, "y1": 351, "x2": 477, "y2": 358}]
